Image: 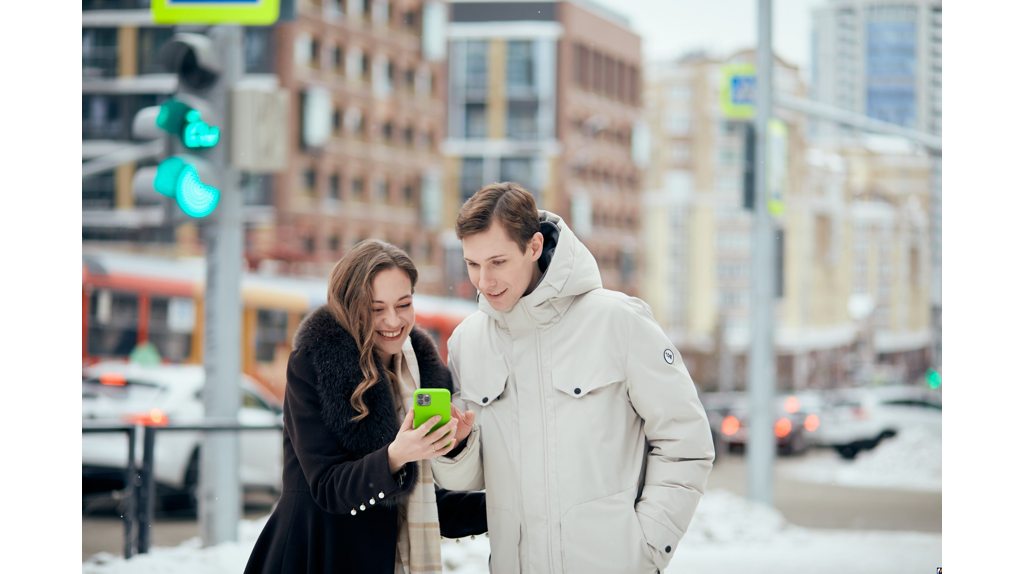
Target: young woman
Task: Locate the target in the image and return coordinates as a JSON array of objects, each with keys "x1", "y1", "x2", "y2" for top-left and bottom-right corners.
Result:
[{"x1": 244, "y1": 240, "x2": 486, "y2": 574}]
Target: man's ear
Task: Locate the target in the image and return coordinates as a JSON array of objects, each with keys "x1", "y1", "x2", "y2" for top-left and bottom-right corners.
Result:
[{"x1": 529, "y1": 231, "x2": 544, "y2": 262}]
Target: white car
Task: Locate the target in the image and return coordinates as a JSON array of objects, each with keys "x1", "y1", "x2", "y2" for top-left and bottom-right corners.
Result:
[
  {"x1": 82, "y1": 361, "x2": 284, "y2": 509},
  {"x1": 815, "y1": 385, "x2": 941, "y2": 459}
]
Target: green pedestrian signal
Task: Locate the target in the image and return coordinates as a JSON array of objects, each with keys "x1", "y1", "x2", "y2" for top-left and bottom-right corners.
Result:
[
  {"x1": 153, "y1": 155, "x2": 220, "y2": 218},
  {"x1": 926, "y1": 369, "x2": 942, "y2": 389},
  {"x1": 155, "y1": 99, "x2": 220, "y2": 149}
]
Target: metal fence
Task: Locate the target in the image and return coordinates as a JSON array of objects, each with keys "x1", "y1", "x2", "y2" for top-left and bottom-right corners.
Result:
[{"x1": 82, "y1": 420, "x2": 283, "y2": 558}]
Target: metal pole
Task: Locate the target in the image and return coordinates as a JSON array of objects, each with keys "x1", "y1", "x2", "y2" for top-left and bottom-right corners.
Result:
[
  {"x1": 747, "y1": 0, "x2": 777, "y2": 507},
  {"x1": 199, "y1": 24, "x2": 245, "y2": 548},
  {"x1": 137, "y1": 426, "x2": 156, "y2": 554},
  {"x1": 123, "y1": 425, "x2": 138, "y2": 558}
]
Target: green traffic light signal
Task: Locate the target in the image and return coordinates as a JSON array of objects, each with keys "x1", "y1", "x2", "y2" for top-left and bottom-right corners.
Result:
[
  {"x1": 156, "y1": 99, "x2": 220, "y2": 149},
  {"x1": 154, "y1": 156, "x2": 220, "y2": 218},
  {"x1": 927, "y1": 369, "x2": 942, "y2": 389}
]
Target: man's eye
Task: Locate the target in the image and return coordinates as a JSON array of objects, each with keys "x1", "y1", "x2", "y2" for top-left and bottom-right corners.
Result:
[
  {"x1": 493, "y1": 260, "x2": 505, "y2": 266},
  {"x1": 467, "y1": 262, "x2": 478, "y2": 267}
]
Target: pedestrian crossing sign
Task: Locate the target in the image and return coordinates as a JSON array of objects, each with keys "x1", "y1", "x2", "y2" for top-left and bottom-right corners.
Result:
[{"x1": 151, "y1": 0, "x2": 281, "y2": 25}]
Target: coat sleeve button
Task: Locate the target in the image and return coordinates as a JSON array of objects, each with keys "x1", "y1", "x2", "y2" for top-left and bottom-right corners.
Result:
[
  {"x1": 482, "y1": 397, "x2": 488, "y2": 403},
  {"x1": 665, "y1": 545, "x2": 671, "y2": 552},
  {"x1": 574, "y1": 388, "x2": 581, "y2": 395}
]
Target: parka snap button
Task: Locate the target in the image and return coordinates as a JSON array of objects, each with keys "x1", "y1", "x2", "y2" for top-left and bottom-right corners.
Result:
[
  {"x1": 574, "y1": 388, "x2": 581, "y2": 395},
  {"x1": 665, "y1": 545, "x2": 671, "y2": 552},
  {"x1": 482, "y1": 397, "x2": 489, "y2": 403}
]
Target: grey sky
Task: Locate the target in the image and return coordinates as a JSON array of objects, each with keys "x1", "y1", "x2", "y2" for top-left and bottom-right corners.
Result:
[{"x1": 591, "y1": 0, "x2": 827, "y2": 75}]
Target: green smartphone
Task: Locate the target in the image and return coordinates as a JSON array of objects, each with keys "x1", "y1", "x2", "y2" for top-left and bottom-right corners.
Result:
[{"x1": 413, "y1": 388, "x2": 452, "y2": 447}]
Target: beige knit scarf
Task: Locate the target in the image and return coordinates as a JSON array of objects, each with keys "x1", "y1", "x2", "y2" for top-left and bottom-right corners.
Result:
[{"x1": 391, "y1": 348, "x2": 443, "y2": 574}]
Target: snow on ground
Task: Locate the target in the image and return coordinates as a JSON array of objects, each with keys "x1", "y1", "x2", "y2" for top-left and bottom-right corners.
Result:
[
  {"x1": 83, "y1": 490, "x2": 940, "y2": 574},
  {"x1": 781, "y1": 425, "x2": 942, "y2": 492}
]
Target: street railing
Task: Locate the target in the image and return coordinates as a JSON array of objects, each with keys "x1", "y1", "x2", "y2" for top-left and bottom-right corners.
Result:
[{"x1": 82, "y1": 420, "x2": 283, "y2": 558}]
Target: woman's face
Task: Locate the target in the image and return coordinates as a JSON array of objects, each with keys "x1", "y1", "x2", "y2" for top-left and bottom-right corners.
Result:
[{"x1": 370, "y1": 267, "x2": 415, "y2": 356}]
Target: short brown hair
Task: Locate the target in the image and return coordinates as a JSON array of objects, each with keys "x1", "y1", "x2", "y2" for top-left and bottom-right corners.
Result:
[{"x1": 455, "y1": 182, "x2": 540, "y2": 253}]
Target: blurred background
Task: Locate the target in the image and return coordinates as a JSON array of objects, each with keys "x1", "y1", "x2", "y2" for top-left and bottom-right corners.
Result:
[{"x1": 81, "y1": 0, "x2": 942, "y2": 571}]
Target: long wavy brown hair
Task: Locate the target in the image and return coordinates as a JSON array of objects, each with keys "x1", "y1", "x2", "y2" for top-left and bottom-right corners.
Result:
[{"x1": 327, "y1": 239, "x2": 418, "y2": 422}]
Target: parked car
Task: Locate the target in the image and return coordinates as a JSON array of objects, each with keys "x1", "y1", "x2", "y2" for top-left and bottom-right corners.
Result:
[
  {"x1": 701, "y1": 392, "x2": 820, "y2": 456},
  {"x1": 82, "y1": 361, "x2": 284, "y2": 510},
  {"x1": 815, "y1": 385, "x2": 941, "y2": 459}
]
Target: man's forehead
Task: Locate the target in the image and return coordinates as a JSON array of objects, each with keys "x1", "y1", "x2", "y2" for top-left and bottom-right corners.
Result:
[{"x1": 462, "y1": 223, "x2": 517, "y2": 256}]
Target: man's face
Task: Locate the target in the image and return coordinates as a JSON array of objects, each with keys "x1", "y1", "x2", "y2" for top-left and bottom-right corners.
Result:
[{"x1": 462, "y1": 223, "x2": 543, "y2": 312}]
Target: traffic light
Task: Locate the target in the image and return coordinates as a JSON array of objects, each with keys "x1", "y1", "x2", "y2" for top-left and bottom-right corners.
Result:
[{"x1": 132, "y1": 33, "x2": 224, "y2": 218}]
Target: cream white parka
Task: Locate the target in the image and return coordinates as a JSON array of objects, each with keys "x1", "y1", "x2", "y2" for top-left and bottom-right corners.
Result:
[{"x1": 431, "y1": 212, "x2": 715, "y2": 574}]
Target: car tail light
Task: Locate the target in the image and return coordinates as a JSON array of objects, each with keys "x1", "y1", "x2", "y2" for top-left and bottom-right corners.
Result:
[
  {"x1": 774, "y1": 418, "x2": 792, "y2": 438},
  {"x1": 784, "y1": 396, "x2": 800, "y2": 414},
  {"x1": 100, "y1": 372, "x2": 127, "y2": 386},
  {"x1": 122, "y1": 408, "x2": 168, "y2": 426},
  {"x1": 853, "y1": 406, "x2": 870, "y2": 420},
  {"x1": 721, "y1": 415, "x2": 740, "y2": 436},
  {"x1": 804, "y1": 414, "x2": 820, "y2": 432}
]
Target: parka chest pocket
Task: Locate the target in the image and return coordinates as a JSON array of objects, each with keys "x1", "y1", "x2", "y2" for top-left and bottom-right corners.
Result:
[
  {"x1": 551, "y1": 354, "x2": 624, "y2": 399},
  {"x1": 459, "y1": 360, "x2": 509, "y2": 408}
]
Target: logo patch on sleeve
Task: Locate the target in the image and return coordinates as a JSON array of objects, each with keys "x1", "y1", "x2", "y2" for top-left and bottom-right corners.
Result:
[{"x1": 663, "y1": 349, "x2": 675, "y2": 364}]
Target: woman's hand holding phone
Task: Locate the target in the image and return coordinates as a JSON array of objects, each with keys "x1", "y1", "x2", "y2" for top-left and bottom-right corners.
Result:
[{"x1": 387, "y1": 408, "x2": 459, "y2": 474}]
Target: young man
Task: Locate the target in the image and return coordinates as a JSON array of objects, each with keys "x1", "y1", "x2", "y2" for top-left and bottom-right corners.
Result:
[{"x1": 432, "y1": 183, "x2": 715, "y2": 574}]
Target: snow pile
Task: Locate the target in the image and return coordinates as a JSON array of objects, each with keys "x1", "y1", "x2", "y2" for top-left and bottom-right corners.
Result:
[
  {"x1": 82, "y1": 490, "x2": 940, "y2": 574},
  {"x1": 82, "y1": 516, "x2": 269, "y2": 574},
  {"x1": 783, "y1": 425, "x2": 941, "y2": 492},
  {"x1": 682, "y1": 489, "x2": 791, "y2": 544}
]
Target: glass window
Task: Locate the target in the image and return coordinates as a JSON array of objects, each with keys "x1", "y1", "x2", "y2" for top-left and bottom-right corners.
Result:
[
  {"x1": 83, "y1": 172, "x2": 116, "y2": 210},
  {"x1": 352, "y1": 177, "x2": 364, "y2": 200},
  {"x1": 507, "y1": 101, "x2": 538, "y2": 140},
  {"x1": 465, "y1": 104, "x2": 487, "y2": 138},
  {"x1": 460, "y1": 158, "x2": 484, "y2": 204},
  {"x1": 138, "y1": 28, "x2": 174, "y2": 75},
  {"x1": 499, "y1": 158, "x2": 534, "y2": 193},
  {"x1": 82, "y1": 94, "x2": 159, "y2": 140},
  {"x1": 466, "y1": 40, "x2": 488, "y2": 91},
  {"x1": 507, "y1": 40, "x2": 534, "y2": 89},
  {"x1": 148, "y1": 296, "x2": 193, "y2": 362},
  {"x1": 88, "y1": 290, "x2": 139, "y2": 357},
  {"x1": 83, "y1": 28, "x2": 118, "y2": 79},
  {"x1": 256, "y1": 309, "x2": 289, "y2": 363},
  {"x1": 242, "y1": 173, "x2": 273, "y2": 206},
  {"x1": 329, "y1": 174, "x2": 341, "y2": 199}
]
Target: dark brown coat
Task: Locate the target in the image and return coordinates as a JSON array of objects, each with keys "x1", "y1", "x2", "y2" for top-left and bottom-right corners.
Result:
[{"x1": 244, "y1": 305, "x2": 486, "y2": 573}]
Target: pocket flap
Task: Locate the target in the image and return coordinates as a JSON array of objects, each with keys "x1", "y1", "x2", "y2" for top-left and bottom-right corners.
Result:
[
  {"x1": 458, "y1": 359, "x2": 509, "y2": 407},
  {"x1": 552, "y1": 354, "x2": 623, "y2": 398}
]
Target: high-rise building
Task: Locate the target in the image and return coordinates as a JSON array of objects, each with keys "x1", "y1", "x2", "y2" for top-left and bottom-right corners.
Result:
[
  {"x1": 644, "y1": 49, "x2": 933, "y2": 390},
  {"x1": 441, "y1": 0, "x2": 644, "y2": 299},
  {"x1": 811, "y1": 0, "x2": 941, "y2": 342}
]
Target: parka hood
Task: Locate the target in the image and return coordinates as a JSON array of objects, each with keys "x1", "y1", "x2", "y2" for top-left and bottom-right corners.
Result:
[{"x1": 478, "y1": 210, "x2": 603, "y2": 329}]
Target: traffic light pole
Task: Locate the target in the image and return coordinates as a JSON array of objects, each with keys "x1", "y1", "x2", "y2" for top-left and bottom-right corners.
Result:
[
  {"x1": 199, "y1": 24, "x2": 244, "y2": 547},
  {"x1": 748, "y1": 0, "x2": 777, "y2": 507}
]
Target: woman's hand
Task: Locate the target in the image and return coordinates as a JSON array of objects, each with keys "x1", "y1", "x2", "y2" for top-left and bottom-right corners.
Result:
[
  {"x1": 450, "y1": 404, "x2": 476, "y2": 444},
  {"x1": 387, "y1": 408, "x2": 459, "y2": 474}
]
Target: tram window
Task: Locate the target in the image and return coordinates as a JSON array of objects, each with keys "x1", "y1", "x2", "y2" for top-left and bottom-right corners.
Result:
[
  {"x1": 256, "y1": 309, "x2": 289, "y2": 362},
  {"x1": 149, "y1": 296, "x2": 194, "y2": 362},
  {"x1": 88, "y1": 289, "x2": 139, "y2": 357}
]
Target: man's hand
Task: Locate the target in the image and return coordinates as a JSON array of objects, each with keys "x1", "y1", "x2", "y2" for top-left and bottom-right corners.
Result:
[{"x1": 450, "y1": 404, "x2": 476, "y2": 444}]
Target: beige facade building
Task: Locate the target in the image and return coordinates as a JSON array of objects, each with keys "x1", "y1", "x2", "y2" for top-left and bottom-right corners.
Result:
[
  {"x1": 441, "y1": 0, "x2": 643, "y2": 299},
  {"x1": 643, "y1": 50, "x2": 932, "y2": 391}
]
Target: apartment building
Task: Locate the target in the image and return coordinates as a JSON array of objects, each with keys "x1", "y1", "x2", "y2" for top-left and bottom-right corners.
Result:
[{"x1": 441, "y1": 0, "x2": 643, "y2": 299}]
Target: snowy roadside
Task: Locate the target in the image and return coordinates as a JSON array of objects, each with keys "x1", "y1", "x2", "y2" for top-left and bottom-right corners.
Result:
[
  {"x1": 83, "y1": 490, "x2": 940, "y2": 574},
  {"x1": 780, "y1": 425, "x2": 942, "y2": 492}
]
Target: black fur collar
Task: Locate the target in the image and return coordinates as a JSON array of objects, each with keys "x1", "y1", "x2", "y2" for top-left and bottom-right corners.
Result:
[{"x1": 292, "y1": 305, "x2": 453, "y2": 503}]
